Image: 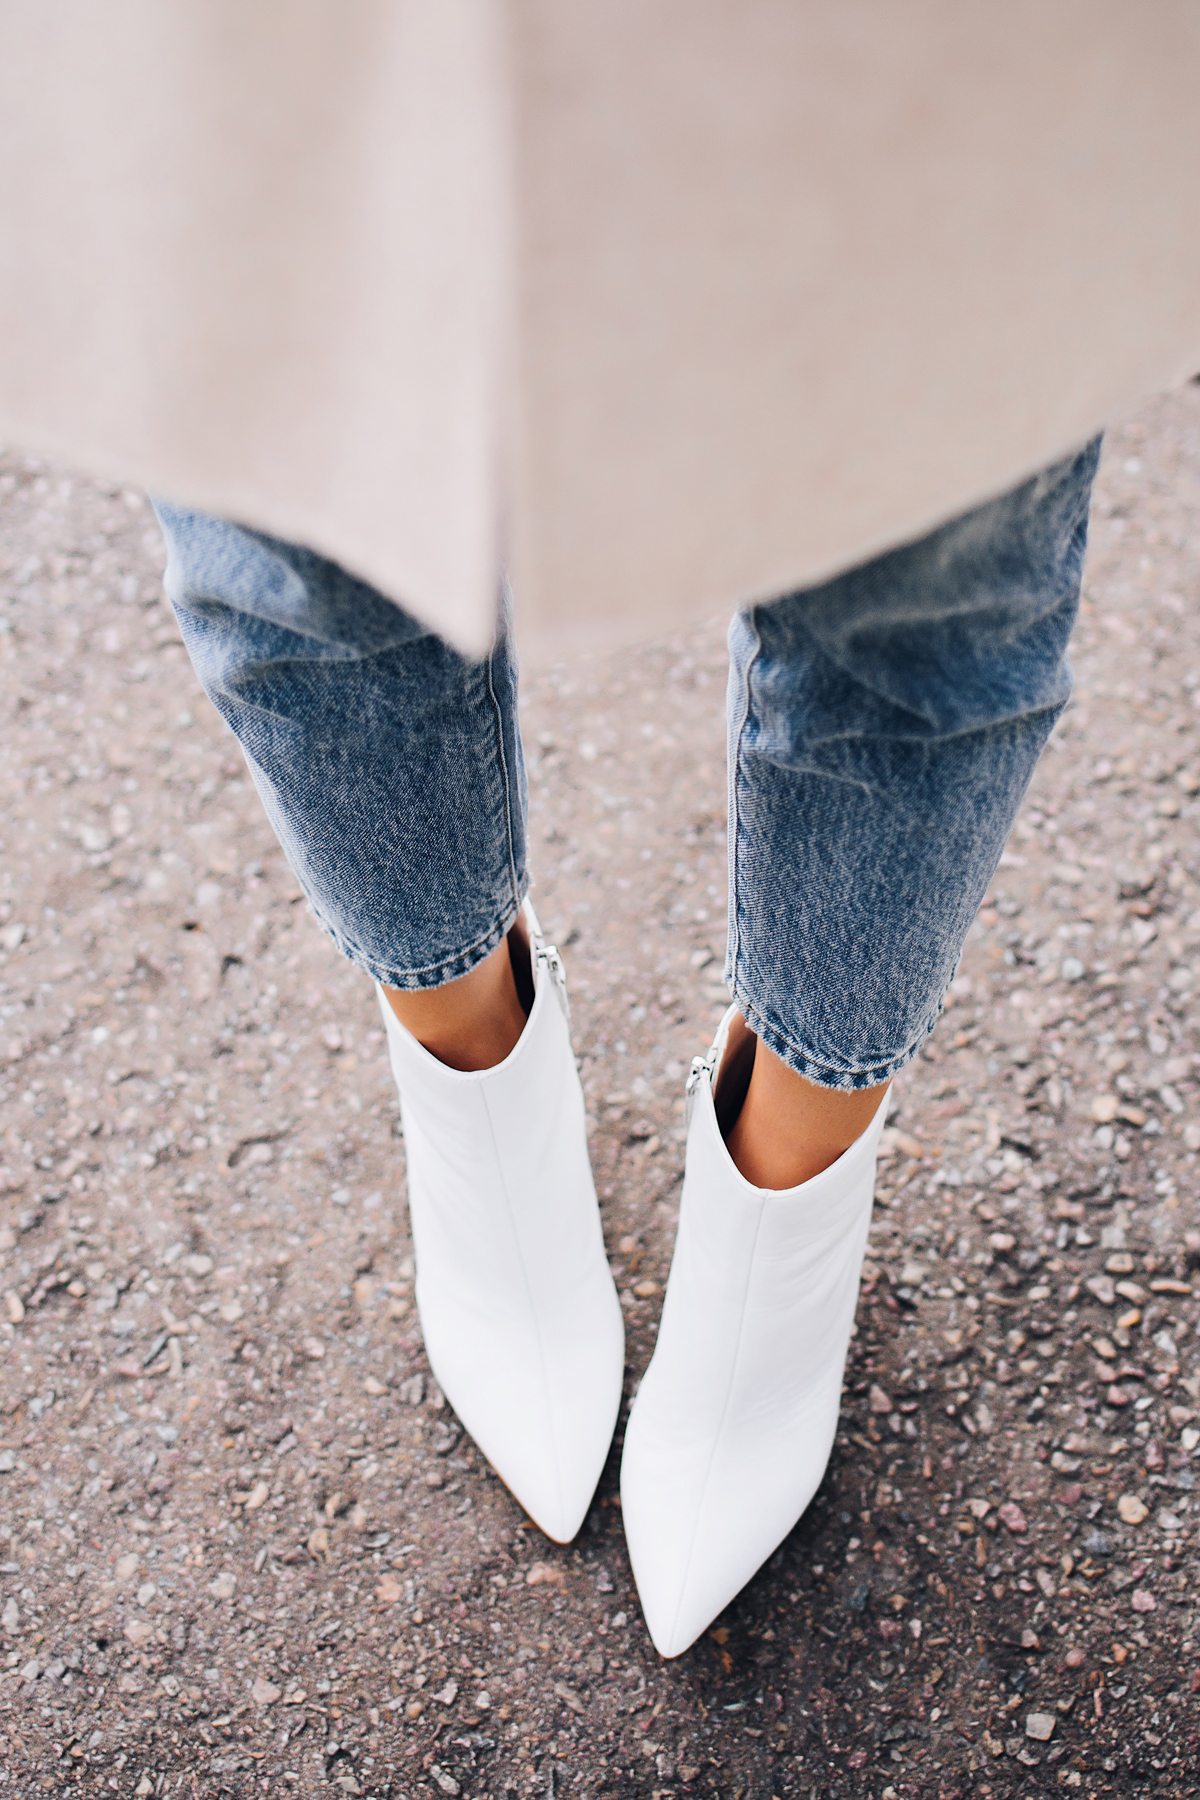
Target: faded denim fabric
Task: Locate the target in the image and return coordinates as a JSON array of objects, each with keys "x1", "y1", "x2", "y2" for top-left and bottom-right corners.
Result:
[
  {"x1": 154, "y1": 506, "x2": 527, "y2": 989},
  {"x1": 726, "y1": 438, "x2": 1101, "y2": 1088},
  {"x1": 156, "y1": 436, "x2": 1098, "y2": 1080}
]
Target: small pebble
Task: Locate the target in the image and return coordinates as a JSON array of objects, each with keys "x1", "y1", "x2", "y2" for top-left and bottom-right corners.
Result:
[{"x1": 525, "y1": 1563, "x2": 566, "y2": 1588}]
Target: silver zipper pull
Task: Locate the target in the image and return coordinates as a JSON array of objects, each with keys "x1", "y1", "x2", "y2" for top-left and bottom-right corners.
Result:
[
  {"x1": 685, "y1": 1052, "x2": 713, "y2": 1095},
  {"x1": 685, "y1": 1048, "x2": 716, "y2": 1123},
  {"x1": 533, "y1": 938, "x2": 570, "y2": 1020}
]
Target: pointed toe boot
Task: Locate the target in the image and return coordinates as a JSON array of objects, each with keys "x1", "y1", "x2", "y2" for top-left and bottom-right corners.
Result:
[
  {"x1": 379, "y1": 903, "x2": 624, "y2": 1543},
  {"x1": 621, "y1": 1006, "x2": 887, "y2": 1655}
]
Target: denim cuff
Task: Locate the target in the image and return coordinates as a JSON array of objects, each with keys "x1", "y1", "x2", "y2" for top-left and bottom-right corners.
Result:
[
  {"x1": 306, "y1": 883, "x2": 529, "y2": 993},
  {"x1": 730, "y1": 983, "x2": 942, "y2": 1094}
]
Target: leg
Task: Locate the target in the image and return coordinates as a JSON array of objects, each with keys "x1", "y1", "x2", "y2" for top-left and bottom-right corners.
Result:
[
  {"x1": 623, "y1": 439, "x2": 1101, "y2": 1654},
  {"x1": 724, "y1": 438, "x2": 1102, "y2": 1182},
  {"x1": 155, "y1": 506, "x2": 623, "y2": 1541},
  {"x1": 155, "y1": 504, "x2": 530, "y2": 1004}
]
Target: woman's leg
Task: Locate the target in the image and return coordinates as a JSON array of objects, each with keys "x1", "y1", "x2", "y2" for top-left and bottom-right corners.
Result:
[
  {"x1": 623, "y1": 439, "x2": 1101, "y2": 1655},
  {"x1": 155, "y1": 503, "x2": 530, "y2": 1026},
  {"x1": 725, "y1": 438, "x2": 1101, "y2": 1179},
  {"x1": 154, "y1": 505, "x2": 623, "y2": 1543}
]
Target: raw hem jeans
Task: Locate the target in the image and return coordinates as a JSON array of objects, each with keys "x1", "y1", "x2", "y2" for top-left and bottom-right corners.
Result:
[{"x1": 155, "y1": 436, "x2": 1099, "y2": 1093}]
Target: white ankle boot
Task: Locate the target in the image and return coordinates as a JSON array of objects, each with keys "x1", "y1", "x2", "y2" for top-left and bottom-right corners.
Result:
[
  {"x1": 377, "y1": 901, "x2": 624, "y2": 1543},
  {"x1": 620, "y1": 1005, "x2": 888, "y2": 1655}
]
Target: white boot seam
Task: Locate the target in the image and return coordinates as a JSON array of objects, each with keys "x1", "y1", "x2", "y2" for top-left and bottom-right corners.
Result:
[
  {"x1": 478, "y1": 1039, "x2": 569, "y2": 1536},
  {"x1": 663, "y1": 1199, "x2": 766, "y2": 1650}
]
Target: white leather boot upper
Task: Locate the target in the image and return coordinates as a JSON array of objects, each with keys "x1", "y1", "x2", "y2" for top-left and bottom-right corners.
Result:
[
  {"x1": 621, "y1": 1006, "x2": 887, "y2": 1656},
  {"x1": 378, "y1": 902, "x2": 624, "y2": 1544}
]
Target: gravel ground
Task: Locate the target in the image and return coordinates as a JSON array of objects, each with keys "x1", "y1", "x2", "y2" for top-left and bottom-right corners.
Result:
[{"x1": 2, "y1": 387, "x2": 1200, "y2": 1799}]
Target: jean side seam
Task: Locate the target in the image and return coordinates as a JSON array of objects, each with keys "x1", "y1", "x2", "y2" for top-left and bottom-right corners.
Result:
[
  {"x1": 486, "y1": 645, "x2": 524, "y2": 918},
  {"x1": 726, "y1": 612, "x2": 762, "y2": 994}
]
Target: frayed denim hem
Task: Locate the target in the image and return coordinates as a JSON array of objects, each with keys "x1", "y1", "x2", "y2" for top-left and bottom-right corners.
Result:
[
  {"x1": 729, "y1": 985, "x2": 943, "y2": 1093},
  {"x1": 306, "y1": 882, "x2": 529, "y2": 993}
]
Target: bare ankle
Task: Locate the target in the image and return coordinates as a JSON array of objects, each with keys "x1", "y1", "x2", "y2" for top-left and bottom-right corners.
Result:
[
  {"x1": 384, "y1": 931, "x2": 528, "y2": 1072},
  {"x1": 722, "y1": 1018, "x2": 886, "y2": 1189}
]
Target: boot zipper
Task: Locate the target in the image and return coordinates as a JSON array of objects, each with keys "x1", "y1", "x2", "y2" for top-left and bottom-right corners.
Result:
[
  {"x1": 685, "y1": 1046, "x2": 717, "y2": 1123},
  {"x1": 532, "y1": 937, "x2": 570, "y2": 1021}
]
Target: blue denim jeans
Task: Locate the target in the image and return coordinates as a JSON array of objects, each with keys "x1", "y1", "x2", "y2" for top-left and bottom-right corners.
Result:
[{"x1": 155, "y1": 435, "x2": 1099, "y2": 1091}]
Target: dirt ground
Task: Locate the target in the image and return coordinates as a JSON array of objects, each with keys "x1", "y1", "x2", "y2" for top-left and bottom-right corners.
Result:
[{"x1": 2, "y1": 387, "x2": 1200, "y2": 1800}]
